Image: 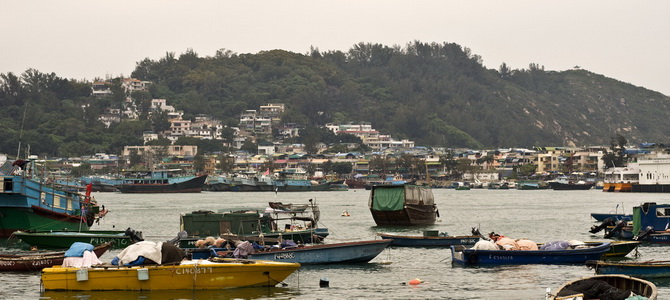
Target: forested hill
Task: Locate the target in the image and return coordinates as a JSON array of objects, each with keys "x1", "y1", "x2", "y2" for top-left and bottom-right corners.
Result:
[{"x1": 1, "y1": 41, "x2": 669, "y2": 157}]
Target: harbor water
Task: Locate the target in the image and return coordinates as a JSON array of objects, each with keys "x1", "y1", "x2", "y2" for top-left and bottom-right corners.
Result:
[{"x1": 3, "y1": 188, "x2": 670, "y2": 299}]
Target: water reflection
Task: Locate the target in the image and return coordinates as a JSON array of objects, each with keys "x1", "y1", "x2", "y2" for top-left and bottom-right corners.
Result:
[{"x1": 41, "y1": 286, "x2": 298, "y2": 300}]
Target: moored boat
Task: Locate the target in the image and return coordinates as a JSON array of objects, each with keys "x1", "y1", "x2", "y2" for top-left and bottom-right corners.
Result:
[
  {"x1": 0, "y1": 242, "x2": 111, "y2": 272},
  {"x1": 590, "y1": 212, "x2": 632, "y2": 222},
  {"x1": 378, "y1": 231, "x2": 480, "y2": 247},
  {"x1": 587, "y1": 259, "x2": 670, "y2": 279},
  {"x1": 0, "y1": 158, "x2": 103, "y2": 237},
  {"x1": 602, "y1": 165, "x2": 639, "y2": 192},
  {"x1": 548, "y1": 176, "x2": 595, "y2": 190},
  {"x1": 274, "y1": 179, "x2": 331, "y2": 192},
  {"x1": 117, "y1": 170, "x2": 207, "y2": 193},
  {"x1": 180, "y1": 200, "x2": 328, "y2": 246},
  {"x1": 369, "y1": 184, "x2": 439, "y2": 226},
  {"x1": 450, "y1": 242, "x2": 610, "y2": 265},
  {"x1": 11, "y1": 228, "x2": 143, "y2": 249},
  {"x1": 41, "y1": 258, "x2": 301, "y2": 291},
  {"x1": 190, "y1": 239, "x2": 392, "y2": 264},
  {"x1": 600, "y1": 202, "x2": 670, "y2": 243},
  {"x1": 547, "y1": 275, "x2": 657, "y2": 300}
]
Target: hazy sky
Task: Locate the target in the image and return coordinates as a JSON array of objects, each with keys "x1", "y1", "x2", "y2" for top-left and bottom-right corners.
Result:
[{"x1": 2, "y1": 1, "x2": 669, "y2": 95}]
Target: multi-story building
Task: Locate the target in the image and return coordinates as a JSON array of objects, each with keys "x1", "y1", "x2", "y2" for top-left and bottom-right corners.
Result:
[{"x1": 239, "y1": 110, "x2": 272, "y2": 135}]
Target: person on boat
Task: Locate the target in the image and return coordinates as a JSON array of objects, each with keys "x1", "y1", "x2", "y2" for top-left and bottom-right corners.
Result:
[
  {"x1": 489, "y1": 232, "x2": 519, "y2": 250},
  {"x1": 341, "y1": 210, "x2": 350, "y2": 217}
]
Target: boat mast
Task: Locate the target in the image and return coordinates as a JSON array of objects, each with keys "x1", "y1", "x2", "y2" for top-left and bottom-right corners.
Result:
[{"x1": 16, "y1": 95, "x2": 30, "y2": 160}]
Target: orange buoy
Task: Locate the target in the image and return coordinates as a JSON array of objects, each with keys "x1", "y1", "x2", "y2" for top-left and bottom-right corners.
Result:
[{"x1": 408, "y1": 278, "x2": 422, "y2": 285}]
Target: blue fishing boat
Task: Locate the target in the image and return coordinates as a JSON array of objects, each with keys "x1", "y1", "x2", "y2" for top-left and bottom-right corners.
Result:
[
  {"x1": 378, "y1": 232, "x2": 480, "y2": 247},
  {"x1": 588, "y1": 260, "x2": 670, "y2": 279},
  {"x1": 450, "y1": 242, "x2": 611, "y2": 265},
  {"x1": 601, "y1": 202, "x2": 670, "y2": 243},
  {"x1": 590, "y1": 212, "x2": 632, "y2": 222},
  {"x1": 190, "y1": 239, "x2": 391, "y2": 264},
  {"x1": 0, "y1": 158, "x2": 103, "y2": 237}
]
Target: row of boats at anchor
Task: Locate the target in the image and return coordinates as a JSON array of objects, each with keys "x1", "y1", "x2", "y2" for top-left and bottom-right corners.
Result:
[{"x1": 0, "y1": 155, "x2": 665, "y2": 297}]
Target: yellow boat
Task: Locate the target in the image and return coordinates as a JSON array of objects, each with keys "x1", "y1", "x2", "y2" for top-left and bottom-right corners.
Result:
[{"x1": 41, "y1": 258, "x2": 300, "y2": 291}]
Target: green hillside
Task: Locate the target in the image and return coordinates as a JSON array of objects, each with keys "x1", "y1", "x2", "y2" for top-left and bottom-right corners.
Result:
[{"x1": 1, "y1": 41, "x2": 668, "y2": 157}]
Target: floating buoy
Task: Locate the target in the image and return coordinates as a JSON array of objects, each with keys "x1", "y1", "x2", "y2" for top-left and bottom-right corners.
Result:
[
  {"x1": 341, "y1": 210, "x2": 350, "y2": 217},
  {"x1": 408, "y1": 278, "x2": 422, "y2": 285},
  {"x1": 319, "y1": 277, "x2": 330, "y2": 288}
]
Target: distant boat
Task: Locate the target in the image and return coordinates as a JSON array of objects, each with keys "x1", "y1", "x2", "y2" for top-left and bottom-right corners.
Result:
[
  {"x1": 548, "y1": 176, "x2": 595, "y2": 190},
  {"x1": 11, "y1": 228, "x2": 144, "y2": 249},
  {"x1": 0, "y1": 158, "x2": 103, "y2": 237},
  {"x1": 547, "y1": 275, "x2": 657, "y2": 300},
  {"x1": 274, "y1": 179, "x2": 331, "y2": 192},
  {"x1": 378, "y1": 231, "x2": 480, "y2": 247},
  {"x1": 41, "y1": 258, "x2": 301, "y2": 291},
  {"x1": 79, "y1": 176, "x2": 121, "y2": 192},
  {"x1": 0, "y1": 242, "x2": 111, "y2": 272},
  {"x1": 369, "y1": 184, "x2": 439, "y2": 226},
  {"x1": 117, "y1": 171, "x2": 207, "y2": 193},
  {"x1": 602, "y1": 165, "x2": 639, "y2": 192},
  {"x1": 450, "y1": 242, "x2": 610, "y2": 265},
  {"x1": 190, "y1": 239, "x2": 392, "y2": 264},
  {"x1": 329, "y1": 183, "x2": 349, "y2": 191},
  {"x1": 515, "y1": 180, "x2": 549, "y2": 190}
]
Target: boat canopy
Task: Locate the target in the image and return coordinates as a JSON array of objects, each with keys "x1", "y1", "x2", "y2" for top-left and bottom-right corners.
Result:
[{"x1": 371, "y1": 185, "x2": 434, "y2": 211}]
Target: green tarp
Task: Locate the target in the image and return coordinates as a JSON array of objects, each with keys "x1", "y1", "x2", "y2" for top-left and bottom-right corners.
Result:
[{"x1": 372, "y1": 187, "x2": 405, "y2": 211}]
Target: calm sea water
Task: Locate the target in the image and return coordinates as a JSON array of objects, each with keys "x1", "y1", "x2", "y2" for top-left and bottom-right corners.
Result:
[{"x1": 2, "y1": 188, "x2": 670, "y2": 299}]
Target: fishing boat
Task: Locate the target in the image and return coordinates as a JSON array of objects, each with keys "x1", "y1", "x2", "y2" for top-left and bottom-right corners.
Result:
[
  {"x1": 547, "y1": 275, "x2": 657, "y2": 300},
  {"x1": 190, "y1": 239, "x2": 392, "y2": 264},
  {"x1": 274, "y1": 179, "x2": 331, "y2": 192},
  {"x1": 587, "y1": 259, "x2": 670, "y2": 279},
  {"x1": 377, "y1": 231, "x2": 480, "y2": 247},
  {"x1": 450, "y1": 242, "x2": 610, "y2": 265},
  {"x1": 10, "y1": 228, "x2": 143, "y2": 249},
  {"x1": 369, "y1": 184, "x2": 439, "y2": 226},
  {"x1": 600, "y1": 202, "x2": 670, "y2": 243},
  {"x1": 590, "y1": 212, "x2": 632, "y2": 222},
  {"x1": 594, "y1": 241, "x2": 640, "y2": 258},
  {"x1": 329, "y1": 183, "x2": 349, "y2": 191},
  {"x1": 41, "y1": 258, "x2": 300, "y2": 291},
  {"x1": 0, "y1": 242, "x2": 111, "y2": 272},
  {"x1": 116, "y1": 170, "x2": 207, "y2": 193},
  {"x1": 180, "y1": 200, "x2": 328, "y2": 246},
  {"x1": 79, "y1": 176, "x2": 121, "y2": 192},
  {"x1": 0, "y1": 157, "x2": 103, "y2": 237},
  {"x1": 547, "y1": 176, "x2": 595, "y2": 190}
]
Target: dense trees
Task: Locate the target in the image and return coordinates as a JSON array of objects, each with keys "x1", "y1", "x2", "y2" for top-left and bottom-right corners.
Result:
[{"x1": 2, "y1": 41, "x2": 669, "y2": 159}]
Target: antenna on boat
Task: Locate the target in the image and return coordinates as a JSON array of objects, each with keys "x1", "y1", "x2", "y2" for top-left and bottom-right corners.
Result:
[{"x1": 16, "y1": 94, "x2": 30, "y2": 160}]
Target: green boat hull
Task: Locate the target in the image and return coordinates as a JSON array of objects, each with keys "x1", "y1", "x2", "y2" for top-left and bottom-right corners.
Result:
[
  {"x1": 0, "y1": 207, "x2": 89, "y2": 237},
  {"x1": 11, "y1": 230, "x2": 133, "y2": 249}
]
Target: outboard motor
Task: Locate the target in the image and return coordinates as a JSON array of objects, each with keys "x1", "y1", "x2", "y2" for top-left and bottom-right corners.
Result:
[
  {"x1": 589, "y1": 217, "x2": 617, "y2": 234},
  {"x1": 124, "y1": 227, "x2": 145, "y2": 243},
  {"x1": 633, "y1": 226, "x2": 655, "y2": 241},
  {"x1": 603, "y1": 221, "x2": 626, "y2": 239}
]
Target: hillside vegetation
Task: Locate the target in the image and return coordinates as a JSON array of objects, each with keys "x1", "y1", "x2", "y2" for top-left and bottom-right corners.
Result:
[{"x1": 1, "y1": 41, "x2": 668, "y2": 158}]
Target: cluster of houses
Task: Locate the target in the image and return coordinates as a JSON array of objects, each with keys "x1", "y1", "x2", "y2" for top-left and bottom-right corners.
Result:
[{"x1": 82, "y1": 78, "x2": 665, "y2": 183}]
